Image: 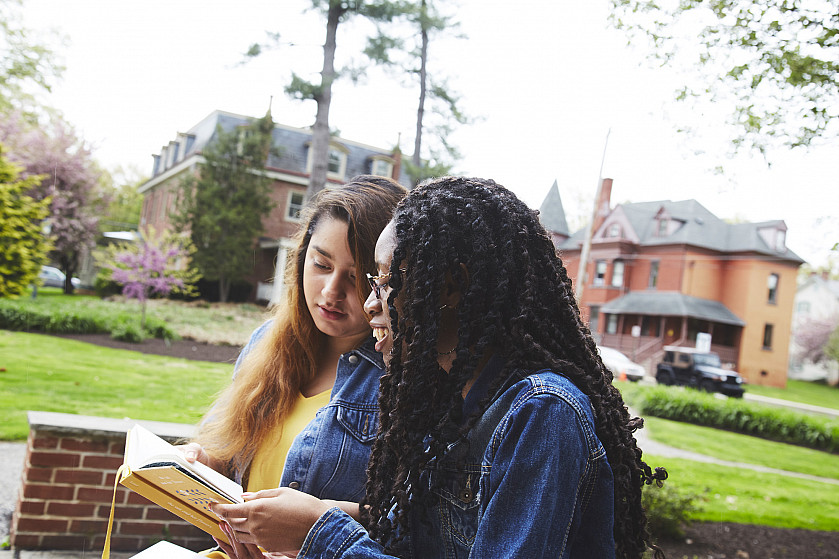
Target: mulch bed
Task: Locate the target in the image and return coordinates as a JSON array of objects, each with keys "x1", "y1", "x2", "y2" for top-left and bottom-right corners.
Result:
[
  {"x1": 54, "y1": 333, "x2": 242, "y2": 364},
  {"x1": 54, "y1": 334, "x2": 839, "y2": 558},
  {"x1": 659, "y1": 522, "x2": 839, "y2": 558}
]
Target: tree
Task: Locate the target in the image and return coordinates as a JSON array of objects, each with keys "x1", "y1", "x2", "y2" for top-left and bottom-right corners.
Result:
[
  {"x1": 0, "y1": 143, "x2": 51, "y2": 298},
  {"x1": 0, "y1": 111, "x2": 105, "y2": 293},
  {"x1": 249, "y1": 0, "x2": 408, "y2": 199},
  {"x1": 173, "y1": 112, "x2": 275, "y2": 303},
  {"x1": 0, "y1": 0, "x2": 64, "y2": 117},
  {"x1": 101, "y1": 228, "x2": 199, "y2": 330},
  {"x1": 793, "y1": 314, "x2": 839, "y2": 364},
  {"x1": 609, "y1": 0, "x2": 839, "y2": 154},
  {"x1": 365, "y1": 0, "x2": 470, "y2": 184}
]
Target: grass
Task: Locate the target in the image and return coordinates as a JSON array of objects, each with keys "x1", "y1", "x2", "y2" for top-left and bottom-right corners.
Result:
[
  {"x1": 643, "y1": 416, "x2": 839, "y2": 480},
  {"x1": 0, "y1": 330, "x2": 232, "y2": 440},
  {"x1": 648, "y1": 453, "x2": 839, "y2": 531},
  {"x1": 746, "y1": 378, "x2": 839, "y2": 411},
  {"x1": 3, "y1": 288, "x2": 268, "y2": 346}
]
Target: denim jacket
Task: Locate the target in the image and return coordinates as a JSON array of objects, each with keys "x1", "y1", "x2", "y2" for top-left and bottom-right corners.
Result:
[
  {"x1": 296, "y1": 366, "x2": 615, "y2": 559},
  {"x1": 231, "y1": 321, "x2": 384, "y2": 502}
]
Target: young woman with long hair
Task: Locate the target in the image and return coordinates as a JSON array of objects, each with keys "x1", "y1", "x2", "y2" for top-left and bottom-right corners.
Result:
[
  {"x1": 210, "y1": 176, "x2": 667, "y2": 559},
  {"x1": 181, "y1": 175, "x2": 406, "y2": 556}
]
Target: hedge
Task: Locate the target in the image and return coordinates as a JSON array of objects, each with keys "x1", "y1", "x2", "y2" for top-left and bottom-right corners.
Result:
[
  {"x1": 634, "y1": 386, "x2": 839, "y2": 454},
  {"x1": 0, "y1": 300, "x2": 177, "y2": 341}
]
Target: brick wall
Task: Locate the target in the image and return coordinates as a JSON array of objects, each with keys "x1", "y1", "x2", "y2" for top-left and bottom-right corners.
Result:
[{"x1": 11, "y1": 411, "x2": 215, "y2": 553}]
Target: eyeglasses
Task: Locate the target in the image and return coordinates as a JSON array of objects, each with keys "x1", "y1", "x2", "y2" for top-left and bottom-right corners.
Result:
[
  {"x1": 366, "y1": 272, "x2": 392, "y2": 299},
  {"x1": 367, "y1": 268, "x2": 407, "y2": 299}
]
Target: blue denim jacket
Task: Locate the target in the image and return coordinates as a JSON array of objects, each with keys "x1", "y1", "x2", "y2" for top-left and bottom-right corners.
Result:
[
  {"x1": 297, "y1": 367, "x2": 616, "y2": 559},
  {"x1": 232, "y1": 321, "x2": 384, "y2": 502}
]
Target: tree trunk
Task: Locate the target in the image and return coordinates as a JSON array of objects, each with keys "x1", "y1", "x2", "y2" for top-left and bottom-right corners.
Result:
[
  {"x1": 307, "y1": 2, "x2": 342, "y2": 200},
  {"x1": 219, "y1": 274, "x2": 230, "y2": 304},
  {"x1": 60, "y1": 252, "x2": 77, "y2": 295},
  {"x1": 412, "y1": 0, "x2": 429, "y2": 179}
]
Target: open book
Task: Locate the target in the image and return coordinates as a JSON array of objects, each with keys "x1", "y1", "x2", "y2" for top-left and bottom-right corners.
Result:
[{"x1": 117, "y1": 424, "x2": 243, "y2": 544}]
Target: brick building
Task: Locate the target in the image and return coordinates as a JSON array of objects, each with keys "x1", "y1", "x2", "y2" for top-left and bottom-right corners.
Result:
[
  {"x1": 540, "y1": 179, "x2": 803, "y2": 387},
  {"x1": 138, "y1": 110, "x2": 411, "y2": 304}
]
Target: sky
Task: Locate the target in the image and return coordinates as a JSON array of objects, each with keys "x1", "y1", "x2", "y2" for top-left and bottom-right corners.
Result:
[{"x1": 19, "y1": 0, "x2": 839, "y2": 268}]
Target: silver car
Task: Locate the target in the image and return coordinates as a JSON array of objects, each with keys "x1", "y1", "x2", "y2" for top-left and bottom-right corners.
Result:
[
  {"x1": 597, "y1": 346, "x2": 646, "y2": 382},
  {"x1": 39, "y1": 265, "x2": 81, "y2": 289}
]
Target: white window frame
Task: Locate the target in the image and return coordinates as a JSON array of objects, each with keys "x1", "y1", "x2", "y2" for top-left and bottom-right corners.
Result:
[
  {"x1": 371, "y1": 157, "x2": 394, "y2": 178},
  {"x1": 611, "y1": 260, "x2": 625, "y2": 288},
  {"x1": 594, "y1": 260, "x2": 607, "y2": 286},
  {"x1": 286, "y1": 190, "x2": 305, "y2": 222}
]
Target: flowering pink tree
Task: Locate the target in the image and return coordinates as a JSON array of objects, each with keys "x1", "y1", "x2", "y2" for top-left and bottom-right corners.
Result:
[
  {"x1": 104, "y1": 229, "x2": 199, "y2": 329},
  {"x1": 0, "y1": 112, "x2": 105, "y2": 293},
  {"x1": 793, "y1": 315, "x2": 839, "y2": 364}
]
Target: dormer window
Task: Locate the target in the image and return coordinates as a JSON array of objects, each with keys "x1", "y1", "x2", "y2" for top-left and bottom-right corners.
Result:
[
  {"x1": 775, "y1": 229, "x2": 786, "y2": 251},
  {"x1": 656, "y1": 218, "x2": 668, "y2": 236},
  {"x1": 307, "y1": 142, "x2": 349, "y2": 180},
  {"x1": 606, "y1": 223, "x2": 621, "y2": 238},
  {"x1": 370, "y1": 156, "x2": 394, "y2": 178},
  {"x1": 327, "y1": 149, "x2": 343, "y2": 174}
]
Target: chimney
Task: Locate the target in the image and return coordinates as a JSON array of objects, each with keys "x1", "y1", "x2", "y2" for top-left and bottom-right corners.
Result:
[
  {"x1": 592, "y1": 178, "x2": 613, "y2": 234},
  {"x1": 391, "y1": 146, "x2": 402, "y2": 183}
]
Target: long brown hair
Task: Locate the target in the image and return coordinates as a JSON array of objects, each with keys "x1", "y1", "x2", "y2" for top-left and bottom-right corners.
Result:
[{"x1": 195, "y1": 176, "x2": 406, "y2": 477}]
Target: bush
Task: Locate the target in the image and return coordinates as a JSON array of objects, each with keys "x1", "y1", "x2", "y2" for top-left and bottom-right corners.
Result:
[
  {"x1": 642, "y1": 483, "x2": 700, "y2": 541},
  {"x1": 93, "y1": 273, "x2": 121, "y2": 299},
  {"x1": 144, "y1": 317, "x2": 179, "y2": 341},
  {"x1": 110, "y1": 320, "x2": 146, "y2": 343},
  {"x1": 637, "y1": 386, "x2": 839, "y2": 453},
  {"x1": 0, "y1": 297, "x2": 177, "y2": 343}
]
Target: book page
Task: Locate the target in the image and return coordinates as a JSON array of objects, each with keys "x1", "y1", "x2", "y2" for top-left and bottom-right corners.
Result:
[
  {"x1": 129, "y1": 540, "x2": 202, "y2": 558},
  {"x1": 125, "y1": 424, "x2": 243, "y2": 503}
]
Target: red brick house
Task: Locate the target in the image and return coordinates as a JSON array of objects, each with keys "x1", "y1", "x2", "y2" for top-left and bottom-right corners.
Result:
[
  {"x1": 138, "y1": 110, "x2": 410, "y2": 304},
  {"x1": 540, "y1": 179, "x2": 803, "y2": 387}
]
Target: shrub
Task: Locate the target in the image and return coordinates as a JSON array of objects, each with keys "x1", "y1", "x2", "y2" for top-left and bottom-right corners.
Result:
[
  {"x1": 637, "y1": 386, "x2": 839, "y2": 453},
  {"x1": 642, "y1": 483, "x2": 700, "y2": 541},
  {"x1": 110, "y1": 320, "x2": 146, "y2": 343}
]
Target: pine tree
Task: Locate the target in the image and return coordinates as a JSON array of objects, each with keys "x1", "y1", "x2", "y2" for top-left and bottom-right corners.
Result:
[{"x1": 173, "y1": 112, "x2": 275, "y2": 303}]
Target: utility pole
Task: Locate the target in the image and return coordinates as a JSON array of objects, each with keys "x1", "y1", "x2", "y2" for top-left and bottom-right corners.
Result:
[{"x1": 574, "y1": 129, "x2": 611, "y2": 305}]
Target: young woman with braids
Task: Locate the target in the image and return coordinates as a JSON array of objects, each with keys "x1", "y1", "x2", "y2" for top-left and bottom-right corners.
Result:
[
  {"x1": 179, "y1": 176, "x2": 406, "y2": 558},
  {"x1": 210, "y1": 176, "x2": 667, "y2": 559}
]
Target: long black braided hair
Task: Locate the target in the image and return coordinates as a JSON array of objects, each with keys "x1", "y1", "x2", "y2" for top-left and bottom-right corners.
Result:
[{"x1": 360, "y1": 177, "x2": 667, "y2": 559}]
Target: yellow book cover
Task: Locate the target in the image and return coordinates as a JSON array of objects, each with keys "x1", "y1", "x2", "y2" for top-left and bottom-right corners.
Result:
[{"x1": 118, "y1": 424, "x2": 244, "y2": 543}]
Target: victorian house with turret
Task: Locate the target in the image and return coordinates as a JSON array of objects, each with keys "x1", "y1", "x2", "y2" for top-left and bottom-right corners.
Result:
[{"x1": 538, "y1": 179, "x2": 803, "y2": 388}]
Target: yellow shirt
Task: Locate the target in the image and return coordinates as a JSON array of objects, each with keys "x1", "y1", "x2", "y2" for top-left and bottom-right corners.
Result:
[
  {"x1": 247, "y1": 388, "x2": 332, "y2": 492},
  {"x1": 202, "y1": 389, "x2": 331, "y2": 558}
]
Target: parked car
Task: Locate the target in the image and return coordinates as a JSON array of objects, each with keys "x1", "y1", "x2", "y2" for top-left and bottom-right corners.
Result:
[
  {"x1": 656, "y1": 346, "x2": 745, "y2": 397},
  {"x1": 38, "y1": 265, "x2": 81, "y2": 289},
  {"x1": 597, "y1": 346, "x2": 646, "y2": 382}
]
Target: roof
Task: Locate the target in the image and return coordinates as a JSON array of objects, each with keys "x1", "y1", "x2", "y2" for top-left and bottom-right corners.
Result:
[
  {"x1": 600, "y1": 291, "x2": 746, "y2": 326},
  {"x1": 558, "y1": 198, "x2": 804, "y2": 264},
  {"x1": 538, "y1": 180, "x2": 569, "y2": 236},
  {"x1": 141, "y1": 110, "x2": 411, "y2": 189}
]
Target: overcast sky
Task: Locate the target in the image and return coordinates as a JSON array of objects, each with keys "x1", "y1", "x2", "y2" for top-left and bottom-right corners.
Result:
[{"x1": 20, "y1": 0, "x2": 839, "y2": 267}]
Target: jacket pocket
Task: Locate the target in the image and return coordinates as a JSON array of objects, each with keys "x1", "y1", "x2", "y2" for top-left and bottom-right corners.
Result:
[
  {"x1": 430, "y1": 467, "x2": 483, "y2": 547},
  {"x1": 335, "y1": 404, "x2": 378, "y2": 443}
]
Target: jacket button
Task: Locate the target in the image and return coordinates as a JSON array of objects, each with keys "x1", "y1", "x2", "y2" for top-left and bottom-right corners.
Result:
[
  {"x1": 348, "y1": 355, "x2": 358, "y2": 364},
  {"x1": 289, "y1": 481, "x2": 300, "y2": 490}
]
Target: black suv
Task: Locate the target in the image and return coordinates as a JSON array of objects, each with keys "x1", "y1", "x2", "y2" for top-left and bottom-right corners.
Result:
[{"x1": 656, "y1": 346, "x2": 745, "y2": 398}]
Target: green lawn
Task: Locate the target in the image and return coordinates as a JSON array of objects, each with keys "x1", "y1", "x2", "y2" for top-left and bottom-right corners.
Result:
[
  {"x1": 0, "y1": 330, "x2": 232, "y2": 440},
  {"x1": 746, "y1": 379, "x2": 839, "y2": 411},
  {"x1": 3, "y1": 289, "x2": 267, "y2": 346},
  {"x1": 643, "y1": 416, "x2": 839, "y2": 480},
  {"x1": 648, "y1": 454, "x2": 839, "y2": 531}
]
